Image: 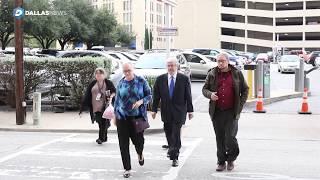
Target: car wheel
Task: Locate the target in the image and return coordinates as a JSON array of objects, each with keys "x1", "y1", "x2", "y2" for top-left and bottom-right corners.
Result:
[{"x1": 278, "y1": 68, "x2": 280, "y2": 72}]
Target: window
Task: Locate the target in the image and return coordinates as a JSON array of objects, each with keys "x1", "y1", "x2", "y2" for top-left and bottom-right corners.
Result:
[
  {"x1": 221, "y1": 0, "x2": 245, "y2": 8},
  {"x1": 306, "y1": 16, "x2": 320, "y2": 25},
  {"x1": 221, "y1": 14, "x2": 245, "y2": 23},
  {"x1": 177, "y1": 55, "x2": 186, "y2": 65},
  {"x1": 248, "y1": 30, "x2": 273, "y2": 41},
  {"x1": 306, "y1": 32, "x2": 320, "y2": 40},
  {"x1": 189, "y1": 54, "x2": 202, "y2": 63},
  {"x1": 277, "y1": 33, "x2": 303, "y2": 41},
  {"x1": 276, "y1": 2, "x2": 303, "y2": 11},
  {"x1": 248, "y1": 1, "x2": 273, "y2": 11},
  {"x1": 247, "y1": 45, "x2": 272, "y2": 53},
  {"x1": 221, "y1": 28, "x2": 245, "y2": 37},
  {"x1": 276, "y1": 17, "x2": 303, "y2": 26},
  {"x1": 221, "y1": 42, "x2": 245, "y2": 51},
  {"x1": 306, "y1": 1, "x2": 320, "y2": 9},
  {"x1": 248, "y1": 16, "x2": 273, "y2": 26}
]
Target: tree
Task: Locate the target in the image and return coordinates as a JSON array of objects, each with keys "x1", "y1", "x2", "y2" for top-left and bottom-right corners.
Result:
[
  {"x1": 150, "y1": 30, "x2": 153, "y2": 49},
  {"x1": 54, "y1": 0, "x2": 94, "y2": 50},
  {"x1": 144, "y1": 28, "x2": 149, "y2": 50},
  {"x1": 83, "y1": 9, "x2": 117, "y2": 49},
  {"x1": 113, "y1": 25, "x2": 135, "y2": 47},
  {"x1": 24, "y1": 0, "x2": 65, "y2": 49},
  {"x1": 0, "y1": 0, "x2": 14, "y2": 50}
]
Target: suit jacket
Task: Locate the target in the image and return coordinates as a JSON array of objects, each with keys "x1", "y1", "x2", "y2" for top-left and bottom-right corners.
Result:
[
  {"x1": 202, "y1": 65, "x2": 249, "y2": 120},
  {"x1": 152, "y1": 73, "x2": 193, "y2": 124}
]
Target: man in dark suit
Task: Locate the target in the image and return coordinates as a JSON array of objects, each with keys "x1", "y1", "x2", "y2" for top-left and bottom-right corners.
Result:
[{"x1": 152, "y1": 57, "x2": 194, "y2": 167}]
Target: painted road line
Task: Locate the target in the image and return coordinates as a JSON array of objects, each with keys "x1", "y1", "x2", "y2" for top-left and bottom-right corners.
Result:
[
  {"x1": 0, "y1": 134, "x2": 78, "y2": 163},
  {"x1": 162, "y1": 138, "x2": 202, "y2": 180}
]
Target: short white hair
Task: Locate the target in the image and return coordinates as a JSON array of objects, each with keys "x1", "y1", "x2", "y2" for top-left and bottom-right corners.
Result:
[
  {"x1": 217, "y1": 52, "x2": 230, "y2": 61},
  {"x1": 166, "y1": 57, "x2": 178, "y2": 65},
  {"x1": 122, "y1": 61, "x2": 134, "y2": 69}
]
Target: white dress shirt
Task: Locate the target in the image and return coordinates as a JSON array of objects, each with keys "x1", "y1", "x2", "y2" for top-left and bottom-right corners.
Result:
[{"x1": 168, "y1": 72, "x2": 178, "y2": 87}]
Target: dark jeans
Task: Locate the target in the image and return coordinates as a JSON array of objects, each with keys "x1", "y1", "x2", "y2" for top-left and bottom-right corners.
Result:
[
  {"x1": 117, "y1": 116, "x2": 145, "y2": 170},
  {"x1": 164, "y1": 122, "x2": 183, "y2": 160},
  {"x1": 211, "y1": 108, "x2": 239, "y2": 165},
  {"x1": 95, "y1": 112, "x2": 110, "y2": 141}
]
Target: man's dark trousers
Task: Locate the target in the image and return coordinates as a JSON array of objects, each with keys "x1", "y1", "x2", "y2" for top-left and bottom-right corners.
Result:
[{"x1": 211, "y1": 108, "x2": 239, "y2": 164}]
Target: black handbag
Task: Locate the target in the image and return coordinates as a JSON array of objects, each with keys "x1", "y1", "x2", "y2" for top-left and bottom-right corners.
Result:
[{"x1": 132, "y1": 117, "x2": 150, "y2": 133}]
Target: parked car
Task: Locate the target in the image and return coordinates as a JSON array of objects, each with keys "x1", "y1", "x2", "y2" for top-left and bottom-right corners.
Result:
[
  {"x1": 134, "y1": 52, "x2": 191, "y2": 79},
  {"x1": 289, "y1": 50, "x2": 309, "y2": 62},
  {"x1": 278, "y1": 55, "x2": 301, "y2": 73},
  {"x1": 103, "y1": 51, "x2": 134, "y2": 63},
  {"x1": 205, "y1": 55, "x2": 217, "y2": 62},
  {"x1": 192, "y1": 48, "x2": 242, "y2": 69},
  {"x1": 256, "y1": 53, "x2": 270, "y2": 63},
  {"x1": 118, "y1": 51, "x2": 138, "y2": 61},
  {"x1": 182, "y1": 51, "x2": 217, "y2": 78},
  {"x1": 308, "y1": 51, "x2": 320, "y2": 66}
]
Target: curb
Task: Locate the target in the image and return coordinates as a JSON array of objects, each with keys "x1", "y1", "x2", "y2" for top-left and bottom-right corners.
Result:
[
  {"x1": 244, "y1": 92, "x2": 304, "y2": 108},
  {"x1": 0, "y1": 128, "x2": 164, "y2": 134}
]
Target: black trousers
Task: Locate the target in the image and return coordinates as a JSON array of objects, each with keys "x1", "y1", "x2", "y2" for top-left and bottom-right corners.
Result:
[
  {"x1": 117, "y1": 117, "x2": 144, "y2": 170},
  {"x1": 211, "y1": 108, "x2": 239, "y2": 165},
  {"x1": 95, "y1": 112, "x2": 110, "y2": 141},
  {"x1": 164, "y1": 122, "x2": 183, "y2": 160}
]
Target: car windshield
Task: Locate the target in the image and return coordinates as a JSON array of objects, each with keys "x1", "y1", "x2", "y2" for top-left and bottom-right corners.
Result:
[
  {"x1": 281, "y1": 56, "x2": 300, "y2": 62},
  {"x1": 135, "y1": 53, "x2": 167, "y2": 69}
]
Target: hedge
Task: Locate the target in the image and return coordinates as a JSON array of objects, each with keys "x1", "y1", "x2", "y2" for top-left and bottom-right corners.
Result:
[{"x1": 0, "y1": 57, "x2": 112, "y2": 109}]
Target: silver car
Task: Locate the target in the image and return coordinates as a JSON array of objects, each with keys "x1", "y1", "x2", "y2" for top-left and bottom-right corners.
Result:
[
  {"x1": 182, "y1": 51, "x2": 217, "y2": 78},
  {"x1": 134, "y1": 52, "x2": 191, "y2": 79}
]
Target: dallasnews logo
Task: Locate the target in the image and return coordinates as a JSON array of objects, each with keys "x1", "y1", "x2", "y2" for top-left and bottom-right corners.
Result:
[{"x1": 13, "y1": 7, "x2": 67, "y2": 19}]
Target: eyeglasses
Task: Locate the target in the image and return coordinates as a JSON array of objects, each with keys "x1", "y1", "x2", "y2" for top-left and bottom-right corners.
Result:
[
  {"x1": 217, "y1": 60, "x2": 228, "y2": 63},
  {"x1": 123, "y1": 69, "x2": 132, "y2": 73}
]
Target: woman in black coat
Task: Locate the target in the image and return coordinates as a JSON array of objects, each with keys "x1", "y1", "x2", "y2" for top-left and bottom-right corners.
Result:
[{"x1": 80, "y1": 68, "x2": 116, "y2": 144}]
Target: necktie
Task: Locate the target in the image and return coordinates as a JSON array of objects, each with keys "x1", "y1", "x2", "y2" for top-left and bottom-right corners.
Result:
[{"x1": 169, "y1": 76, "x2": 175, "y2": 99}]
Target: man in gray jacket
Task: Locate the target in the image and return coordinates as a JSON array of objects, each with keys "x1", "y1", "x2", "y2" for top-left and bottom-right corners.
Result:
[{"x1": 202, "y1": 53, "x2": 249, "y2": 172}]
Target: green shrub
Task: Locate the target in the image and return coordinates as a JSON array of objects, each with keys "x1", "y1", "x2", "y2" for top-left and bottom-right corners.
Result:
[{"x1": 0, "y1": 57, "x2": 112, "y2": 109}]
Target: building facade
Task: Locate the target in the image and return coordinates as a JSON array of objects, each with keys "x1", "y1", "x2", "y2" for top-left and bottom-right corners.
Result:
[
  {"x1": 174, "y1": 0, "x2": 220, "y2": 49},
  {"x1": 89, "y1": 0, "x2": 177, "y2": 50},
  {"x1": 220, "y1": 0, "x2": 320, "y2": 53}
]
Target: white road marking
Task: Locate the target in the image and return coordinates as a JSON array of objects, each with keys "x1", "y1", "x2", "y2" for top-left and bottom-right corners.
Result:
[
  {"x1": 193, "y1": 94, "x2": 204, "y2": 105},
  {"x1": 211, "y1": 172, "x2": 319, "y2": 180},
  {"x1": 162, "y1": 138, "x2": 202, "y2": 180},
  {"x1": 0, "y1": 134, "x2": 78, "y2": 163}
]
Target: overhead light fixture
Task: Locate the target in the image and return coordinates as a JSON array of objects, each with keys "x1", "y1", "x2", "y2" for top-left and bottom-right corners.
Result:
[
  {"x1": 284, "y1": 33, "x2": 289, "y2": 36},
  {"x1": 285, "y1": 4, "x2": 289, "y2": 6},
  {"x1": 284, "y1": 18, "x2": 289, "y2": 21}
]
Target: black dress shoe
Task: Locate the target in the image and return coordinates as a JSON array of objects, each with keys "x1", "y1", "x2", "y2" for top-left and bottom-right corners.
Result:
[
  {"x1": 162, "y1": 145, "x2": 169, "y2": 149},
  {"x1": 123, "y1": 170, "x2": 131, "y2": 178},
  {"x1": 138, "y1": 154, "x2": 144, "y2": 166},
  {"x1": 227, "y1": 161, "x2": 234, "y2": 171},
  {"x1": 96, "y1": 139, "x2": 102, "y2": 145},
  {"x1": 216, "y1": 163, "x2": 226, "y2": 172},
  {"x1": 172, "y1": 160, "x2": 179, "y2": 167}
]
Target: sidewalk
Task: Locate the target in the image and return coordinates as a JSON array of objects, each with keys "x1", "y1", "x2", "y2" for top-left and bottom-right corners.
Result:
[
  {"x1": 0, "y1": 90, "x2": 305, "y2": 134},
  {"x1": 0, "y1": 111, "x2": 164, "y2": 134},
  {"x1": 195, "y1": 90, "x2": 304, "y2": 112}
]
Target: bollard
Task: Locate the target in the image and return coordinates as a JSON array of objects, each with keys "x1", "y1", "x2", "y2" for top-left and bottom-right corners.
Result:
[
  {"x1": 244, "y1": 64, "x2": 257, "y2": 99},
  {"x1": 256, "y1": 60, "x2": 264, "y2": 97},
  {"x1": 298, "y1": 59, "x2": 305, "y2": 92},
  {"x1": 33, "y1": 92, "x2": 41, "y2": 125}
]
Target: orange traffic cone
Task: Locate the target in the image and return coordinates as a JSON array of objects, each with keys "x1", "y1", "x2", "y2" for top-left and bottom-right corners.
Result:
[
  {"x1": 253, "y1": 88, "x2": 266, "y2": 113},
  {"x1": 298, "y1": 88, "x2": 312, "y2": 114}
]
